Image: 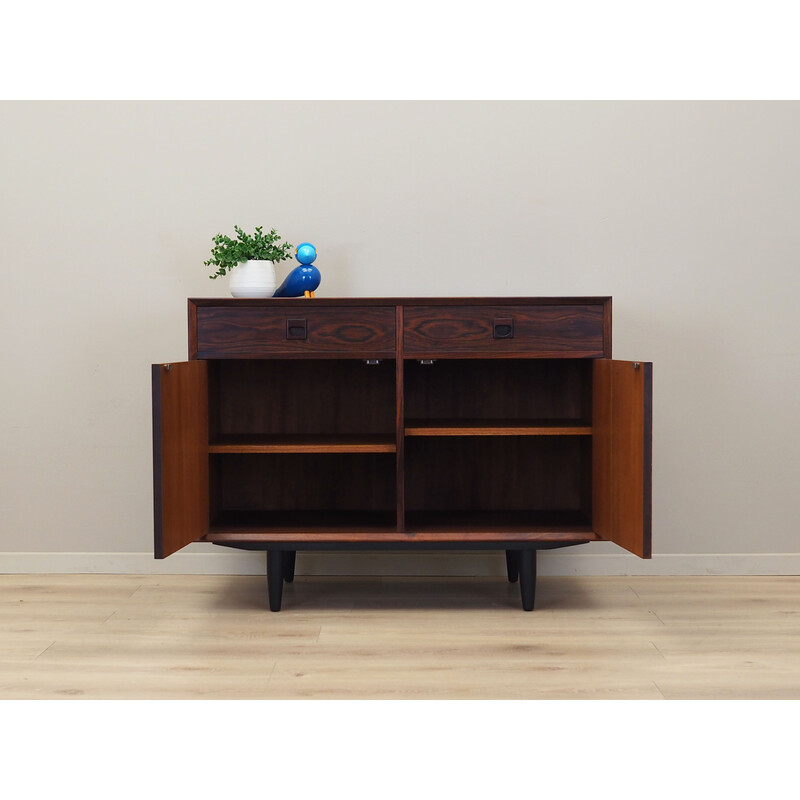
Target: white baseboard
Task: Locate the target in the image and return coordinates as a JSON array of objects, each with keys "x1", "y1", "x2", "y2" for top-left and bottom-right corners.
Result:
[{"x1": 1, "y1": 551, "x2": 799, "y2": 576}]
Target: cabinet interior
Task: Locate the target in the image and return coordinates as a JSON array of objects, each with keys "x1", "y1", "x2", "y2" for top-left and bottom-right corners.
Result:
[
  {"x1": 404, "y1": 359, "x2": 592, "y2": 530},
  {"x1": 404, "y1": 437, "x2": 592, "y2": 528},
  {"x1": 404, "y1": 358, "x2": 592, "y2": 425},
  {"x1": 205, "y1": 357, "x2": 594, "y2": 535},
  {"x1": 210, "y1": 453, "x2": 397, "y2": 532},
  {"x1": 209, "y1": 358, "x2": 396, "y2": 439}
]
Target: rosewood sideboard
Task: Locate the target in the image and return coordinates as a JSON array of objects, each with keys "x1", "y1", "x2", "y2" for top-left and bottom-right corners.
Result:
[{"x1": 152, "y1": 297, "x2": 652, "y2": 610}]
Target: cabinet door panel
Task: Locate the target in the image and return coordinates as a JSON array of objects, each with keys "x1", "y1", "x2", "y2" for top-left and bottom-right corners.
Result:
[
  {"x1": 593, "y1": 359, "x2": 652, "y2": 558},
  {"x1": 152, "y1": 361, "x2": 209, "y2": 558}
]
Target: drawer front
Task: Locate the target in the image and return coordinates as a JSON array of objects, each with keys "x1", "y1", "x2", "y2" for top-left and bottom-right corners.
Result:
[
  {"x1": 196, "y1": 306, "x2": 396, "y2": 358},
  {"x1": 404, "y1": 304, "x2": 605, "y2": 357}
]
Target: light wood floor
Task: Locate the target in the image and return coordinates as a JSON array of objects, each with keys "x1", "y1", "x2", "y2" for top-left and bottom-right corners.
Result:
[{"x1": 1, "y1": 573, "x2": 799, "y2": 699}]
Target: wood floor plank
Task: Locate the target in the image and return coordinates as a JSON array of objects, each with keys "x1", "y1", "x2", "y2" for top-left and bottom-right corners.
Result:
[
  {"x1": 0, "y1": 640, "x2": 56, "y2": 660},
  {"x1": 2, "y1": 574, "x2": 799, "y2": 699},
  {"x1": 265, "y1": 664, "x2": 665, "y2": 700}
]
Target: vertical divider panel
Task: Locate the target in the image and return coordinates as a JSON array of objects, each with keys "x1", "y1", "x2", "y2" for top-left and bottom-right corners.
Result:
[{"x1": 396, "y1": 305, "x2": 405, "y2": 531}]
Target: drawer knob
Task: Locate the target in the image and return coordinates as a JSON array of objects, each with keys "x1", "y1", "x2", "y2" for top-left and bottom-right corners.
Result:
[
  {"x1": 286, "y1": 319, "x2": 307, "y2": 340},
  {"x1": 493, "y1": 318, "x2": 514, "y2": 339}
]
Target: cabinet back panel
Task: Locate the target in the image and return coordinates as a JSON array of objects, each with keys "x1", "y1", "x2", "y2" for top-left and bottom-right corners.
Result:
[
  {"x1": 211, "y1": 359, "x2": 396, "y2": 436},
  {"x1": 214, "y1": 453, "x2": 395, "y2": 512},
  {"x1": 405, "y1": 437, "x2": 588, "y2": 512},
  {"x1": 404, "y1": 359, "x2": 591, "y2": 422}
]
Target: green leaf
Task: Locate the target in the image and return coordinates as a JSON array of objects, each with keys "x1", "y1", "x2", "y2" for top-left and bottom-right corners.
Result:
[{"x1": 205, "y1": 224, "x2": 294, "y2": 278}]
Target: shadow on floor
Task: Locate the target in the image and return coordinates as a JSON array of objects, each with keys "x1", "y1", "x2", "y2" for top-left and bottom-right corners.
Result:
[{"x1": 209, "y1": 575, "x2": 599, "y2": 613}]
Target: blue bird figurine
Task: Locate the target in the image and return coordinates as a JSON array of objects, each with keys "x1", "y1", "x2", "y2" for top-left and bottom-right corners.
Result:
[{"x1": 273, "y1": 242, "x2": 321, "y2": 298}]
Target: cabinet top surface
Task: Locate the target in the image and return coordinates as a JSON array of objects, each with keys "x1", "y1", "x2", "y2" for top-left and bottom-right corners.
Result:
[{"x1": 190, "y1": 297, "x2": 611, "y2": 307}]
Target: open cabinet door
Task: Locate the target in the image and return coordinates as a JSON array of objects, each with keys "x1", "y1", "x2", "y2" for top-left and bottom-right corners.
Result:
[
  {"x1": 152, "y1": 361, "x2": 209, "y2": 558},
  {"x1": 593, "y1": 359, "x2": 652, "y2": 558}
]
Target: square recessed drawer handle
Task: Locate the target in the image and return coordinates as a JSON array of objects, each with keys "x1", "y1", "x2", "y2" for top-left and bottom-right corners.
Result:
[
  {"x1": 286, "y1": 319, "x2": 307, "y2": 340},
  {"x1": 493, "y1": 318, "x2": 514, "y2": 339}
]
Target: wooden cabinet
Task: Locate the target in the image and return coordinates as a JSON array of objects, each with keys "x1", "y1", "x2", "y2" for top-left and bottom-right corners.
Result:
[{"x1": 153, "y1": 297, "x2": 651, "y2": 611}]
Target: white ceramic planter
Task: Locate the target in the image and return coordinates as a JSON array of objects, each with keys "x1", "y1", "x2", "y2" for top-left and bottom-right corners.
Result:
[{"x1": 228, "y1": 260, "x2": 277, "y2": 298}]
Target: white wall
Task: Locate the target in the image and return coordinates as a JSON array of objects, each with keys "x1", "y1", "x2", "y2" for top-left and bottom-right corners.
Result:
[{"x1": 1, "y1": 101, "x2": 799, "y2": 573}]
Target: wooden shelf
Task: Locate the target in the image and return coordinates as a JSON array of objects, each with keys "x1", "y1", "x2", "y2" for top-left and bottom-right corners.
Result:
[
  {"x1": 209, "y1": 434, "x2": 396, "y2": 454},
  {"x1": 404, "y1": 419, "x2": 592, "y2": 436},
  {"x1": 203, "y1": 510, "x2": 597, "y2": 544},
  {"x1": 206, "y1": 530, "x2": 599, "y2": 544}
]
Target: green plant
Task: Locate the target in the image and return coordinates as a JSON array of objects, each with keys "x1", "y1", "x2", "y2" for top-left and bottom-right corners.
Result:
[{"x1": 205, "y1": 225, "x2": 294, "y2": 279}]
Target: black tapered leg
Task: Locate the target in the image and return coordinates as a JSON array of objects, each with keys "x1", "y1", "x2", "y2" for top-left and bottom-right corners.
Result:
[
  {"x1": 518, "y1": 549, "x2": 537, "y2": 611},
  {"x1": 505, "y1": 550, "x2": 519, "y2": 583},
  {"x1": 267, "y1": 550, "x2": 285, "y2": 612},
  {"x1": 285, "y1": 550, "x2": 296, "y2": 583}
]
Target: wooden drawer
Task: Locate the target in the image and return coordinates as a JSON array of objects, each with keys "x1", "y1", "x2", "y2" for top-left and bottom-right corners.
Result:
[
  {"x1": 195, "y1": 306, "x2": 396, "y2": 358},
  {"x1": 403, "y1": 304, "x2": 605, "y2": 357}
]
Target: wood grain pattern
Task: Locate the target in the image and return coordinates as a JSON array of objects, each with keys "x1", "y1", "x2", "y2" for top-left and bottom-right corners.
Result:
[
  {"x1": 213, "y1": 453, "x2": 396, "y2": 514},
  {"x1": 4, "y1": 575, "x2": 799, "y2": 699},
  {"x1": 190, "y1": 297, "x2": 612, "y2": 307},
  {"x1": 196, "y1": 306, "x2": 396, "y2": 358},
  {"x1": 405, "y1": 437, "x2": 590, "y2": 513},
  {"x1": 593, "y1": 360, "x2": 613, "y2": 543},
  {"x1": 204, "y1": 509, "x2": 593, "y2": 541},
  {"x1": 404, "y1": 358, "x2": 592, "y2": 424},
  {"x1": 152, "y1": 361, "x2": 209, "y2": 558},
  {"x1": 205, "y1": 531, "x2": 597, "y2": 544},
  {"x1": 209, "y1": 435, "x2": 396, "y2": 453},
  {"x1": 213, "y1": 359, "x2": 395, "y2": 436},
  {"x1": 404, "y1": 304, "x2": 605, "y2": 357},
  {"x1": 188, "y1": 299, "x2": 198, "y2": 360},
  {"x1": 396, "y1": 305, "x2": 405, "y2": 531},
  {"x1": 207, "y1": 510, "x2": 396, "y2": 535},
  {"x1": 404, "y1": 420, "x2": 592, "y2": 436},
  {"x1": 403, "y1": 510, "x2": 593, "y2": 537},
  {"x1": 592, "y1": 359, "x2": 653, "y2": 558}
]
